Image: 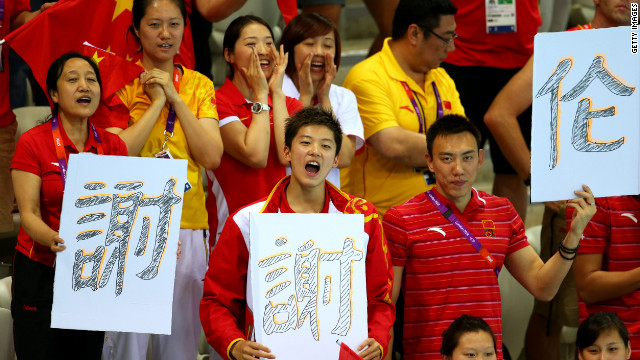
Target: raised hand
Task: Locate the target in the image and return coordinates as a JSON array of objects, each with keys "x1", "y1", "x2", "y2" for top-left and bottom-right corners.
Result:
[
  {"x1": 315, "y1": 51, "x2": 337, "y2": 106},
  {"x1": 297, "y1": 52, "x2": 314, "y2": 106},
  {"x1": 240, "y1": 46, "x2": 270, "y2": 99},
  {"x1": 567, "y1": 184, "x2": 597, "y2": 238},
  {"x1": 268, "y1": 45, "x2": 288, "y2": 94}
]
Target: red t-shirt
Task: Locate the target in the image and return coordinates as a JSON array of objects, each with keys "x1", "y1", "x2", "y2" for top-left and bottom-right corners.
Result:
[
  {"x1": 573, "y1": 195, "x2": 640, "y2": 360},
  {"x1": 206, "y1": 78, "x2": 303, "y2": 240},
  {"x1": 0, "y1": 0, "x2": 31, "y2": 127},
  {"x1": 11, "y1": 120, "x2": 128, "y2": 267},
  {"x1": 445, "y1": 0, "x2": 542, "y2": 69},
  {"x1": 383, "y1": 188, "x2": 529, "y2": 360}
]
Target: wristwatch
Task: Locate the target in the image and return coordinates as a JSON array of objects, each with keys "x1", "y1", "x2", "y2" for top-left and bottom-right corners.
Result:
[{"x1": 251, "y1": 102, "x2": 271, "y2": 114}]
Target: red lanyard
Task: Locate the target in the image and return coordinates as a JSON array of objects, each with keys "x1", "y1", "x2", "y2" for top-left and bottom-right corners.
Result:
[
  {"x1": 51, "y1": 116, "x2": 104, "y2": 188},
  {"x1": 401, "y1": 81, "x2": 444, "y2": 134}
]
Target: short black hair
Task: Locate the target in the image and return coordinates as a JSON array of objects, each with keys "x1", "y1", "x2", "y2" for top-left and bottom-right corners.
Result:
[
  {"x1": 46, "y1": 52, "x2": 102, "y2": 118},
  {"x1": 577, "y1": 312, "x2": 630, "y2": 351},
  {"x1": 392, "y1": 0, "x2": 457, "y2": 40},
  {"x1": 426, "y1": 114, "x2": 481, "y2": 157},
  {"x1": 284, "y1": 107, "x2": 343, "y2": 155},
  {"x1": 441, "y1": 314, "x2": 496, "y2": 357}
]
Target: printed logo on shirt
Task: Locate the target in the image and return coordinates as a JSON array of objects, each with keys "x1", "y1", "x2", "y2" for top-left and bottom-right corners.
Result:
[
  {"x1": 427, "y1": 227, "x2": 446, "y2": 236},
  {"x1": 482, "y1": 220, "x2": 495, "y2": 238},
  {"x1": 444, "y1": 101, "x2": 452, "y2": 110},
  {"x1": 622, "y1": 213, "x2": 638, "y2": 223},
  {"x1": 22, "y1": 304, "x2": 38, "y2": 312},
  {"x1": 51, "y1": 162, "x2": 60, "y2": 167},
  {"x1": 399, "y1": 105, "x2": 414, "y2": 113}
]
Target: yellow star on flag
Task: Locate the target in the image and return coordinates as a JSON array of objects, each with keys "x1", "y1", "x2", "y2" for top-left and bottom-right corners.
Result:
[
  {"x1": 92, "y1": 51, "x2": 105, "y2": 65},
  {"x1": 112, "y1": 0, "x2": 133, "y2": 21}
]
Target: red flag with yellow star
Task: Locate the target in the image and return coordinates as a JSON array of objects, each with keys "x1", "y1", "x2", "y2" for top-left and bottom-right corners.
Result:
[
  {"x1": 79, "y1": 42, "x2": 143, "y2": 129},
  {"x1": 5, "y1": 0, "x2": 194, "y2": 96},
  {"x1": 81, "y1": 42, "x2": 144, "y2": 99}
]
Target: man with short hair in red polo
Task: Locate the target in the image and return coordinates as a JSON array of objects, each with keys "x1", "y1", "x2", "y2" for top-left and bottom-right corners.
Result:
[{"x1": 383, "y1": 114, "x2": 596, "y2": 360}]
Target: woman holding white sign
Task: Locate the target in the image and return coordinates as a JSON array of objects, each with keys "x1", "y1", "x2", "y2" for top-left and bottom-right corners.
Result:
[
  {"x1": 10, "y1": 52, "x2": 128, "y2": 359},
  {"x1": 100, "y1": 0, "x2": 224, "y2": 359}
]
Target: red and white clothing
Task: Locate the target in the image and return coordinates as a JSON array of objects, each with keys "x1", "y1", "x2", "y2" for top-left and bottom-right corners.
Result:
[
  {"x1": 575, "y1": 195, "x2": 640, "y2": 360},
  {"x1": 206, "y1": 78, "x2": 303, "y2": 240},
  {"x1": 282, "y1": 74, "x2": 365, "y2": 188},
  {"x1": 11, "y1": 120, "x2": 128, "y2": 267},
  {"x1": 200, "y1": 176, "x2": 395, "y2": 360},
  {"x1": 383, "y1": 188, "x2": 529, "y2": 360}
]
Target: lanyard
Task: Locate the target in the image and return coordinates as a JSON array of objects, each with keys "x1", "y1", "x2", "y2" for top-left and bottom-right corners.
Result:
[
  {"x1": 161, "y1": 66, "x2": 182, "y2": 150},
  {"x1": 51, "y1": 116, "x2": 104, "y2": 188},
  {"x1": 401, "y1": 81, "x2": 444, "y2": 134},
  {"x1": 425, "y1": 189, "x2": 500, "y2": 277}
]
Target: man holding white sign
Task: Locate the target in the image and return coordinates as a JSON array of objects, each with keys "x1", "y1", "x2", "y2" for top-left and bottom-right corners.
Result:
[
  {"x1": 383, "y1": 115, "x2": 596, "y2": 359},
  {"x1": 200, "y1": 107, "x2": 394, "y2": 360}
]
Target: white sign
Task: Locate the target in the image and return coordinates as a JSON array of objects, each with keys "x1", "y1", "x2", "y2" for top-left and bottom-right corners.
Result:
[
  {"x1": 51, "y1": 153, "x2": 187, "y2": 334},
  {"x1": 531, "y1": 26, "x2": 640, "y2": 202},
  {"x1": 249, "y1": 213, "x2": 368, "y2": 360}
]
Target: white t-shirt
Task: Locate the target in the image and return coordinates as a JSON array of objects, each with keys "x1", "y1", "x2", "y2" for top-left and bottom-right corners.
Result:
[{"x1": 282, "y1": 75, "x2": 365, "y2": 188}]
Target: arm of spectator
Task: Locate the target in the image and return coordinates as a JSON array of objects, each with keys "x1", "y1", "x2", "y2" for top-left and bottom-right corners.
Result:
[
  {"x1": 384, "y1": 265, "x2": 404, "y2": 360},
  {"x1": 12, "y1": 170, "x2": 66, "y2": 252},
  {"x1": 345, "y1": 70, "x2": 428, "y2": 167},
  {"x1": 221, "y1": 46, "x2": 271, "y2": 168},
  {"x1": 505, "y1": 185, "x2": 596, "y2": 301},
  {"x1": 10, "y1": 2, "x2": 55, "y2": 28},
  {"x1": 574, "y1": 253, "x2": 640, "y2": 304},
  {"x1": 484, "y1": 56, "x2": 534, "y2": 180},
  {"x1": 268, "y1": 45, "x2": 290, "y2": 166},
  {"x1": 337, "y1": 135, "x2": 356, "y2": 168},
  {"x1": 367, "y1": 127, "x2": 428, "y2": 167},
  {"x1": 193, "y1": 0, "x2": 248, "y2": 22}
]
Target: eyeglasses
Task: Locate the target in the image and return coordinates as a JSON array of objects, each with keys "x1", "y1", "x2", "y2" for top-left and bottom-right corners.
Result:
[{"x1": 418, "y1": 25, "x2": 458, "y2": 46}]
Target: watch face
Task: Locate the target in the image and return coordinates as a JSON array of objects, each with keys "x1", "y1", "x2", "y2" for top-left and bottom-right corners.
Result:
[{"x1": 252, "y1": 102, "x2": 261, "y2": 113}]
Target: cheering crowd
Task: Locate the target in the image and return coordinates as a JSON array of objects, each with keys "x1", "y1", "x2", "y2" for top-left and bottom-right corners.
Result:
[{"x1": 1, "y1": 0, "x2": 637, "y2": 359}]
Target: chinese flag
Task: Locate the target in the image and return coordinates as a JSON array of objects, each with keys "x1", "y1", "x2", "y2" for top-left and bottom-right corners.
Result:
[
  {"x1": 338, "y1": 342, "x2": 360, "y2": 360},
  {"x1": 277, "y1": 0, "x2": 298, "y2": 25},
  {"x1": 5, "y1": 0, "x2": 194, "y2": 97},
  {"x1": 81, "y1": 42, "x2": 143, "y2": 129}
]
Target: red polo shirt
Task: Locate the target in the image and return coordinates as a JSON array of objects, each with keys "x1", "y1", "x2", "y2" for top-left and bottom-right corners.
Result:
[{"x1": 11, "y1": 119, "x2": 128, "y2": 267}]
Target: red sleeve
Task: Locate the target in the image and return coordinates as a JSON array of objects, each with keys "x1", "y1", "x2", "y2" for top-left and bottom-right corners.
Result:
[
  {"x1": 382, "y1": 207, "x2": 410, "y2": 267},
  {"x1": 573, "y1": 198, "x2": 609, "y2": 255},
  {"x1": 216, "y1": 91, "x2": 240, "y2": 122},
  {"x1": 285, "y1": 96, "x2": 303, "y2": 115},
  {"x1": 363, "y1": 207, "x2": 395, "y2": 356},
  {"x1": 506, "y1": 203, "x2": 529, "y2": 256},
  {"x1": 200, "y1": 216, "x2": 250, "y2": 360},
  {"x1": 11, "y1": 128, "x2": 42, "y2": 176}
]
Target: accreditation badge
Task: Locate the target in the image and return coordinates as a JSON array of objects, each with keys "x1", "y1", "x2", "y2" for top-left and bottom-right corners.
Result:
[{"x1": 486, "y1": 0, "x2": 517, "y2": 34}]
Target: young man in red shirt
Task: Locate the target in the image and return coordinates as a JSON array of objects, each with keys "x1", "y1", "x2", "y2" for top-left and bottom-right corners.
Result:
[
  {"x1": 383, "y1": 114, "x2": 596, "y2": 359},
  {"x1": 200, "y1": 107, "x2": 395, "y2": 360}
]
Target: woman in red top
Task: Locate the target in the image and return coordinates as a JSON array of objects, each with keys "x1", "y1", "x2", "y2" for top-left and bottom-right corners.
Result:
[
  {"x1": 10, "y1": 52, "x2": 128, "y2": 359},
  {"x1": 206, "y1": 15, "x2": 302, "y2": 241}
]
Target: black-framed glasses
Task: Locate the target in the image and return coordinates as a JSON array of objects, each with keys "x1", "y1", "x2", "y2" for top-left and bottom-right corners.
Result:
[{"x1": 418, "y1": 24, "x2": 458, "y2": 46}]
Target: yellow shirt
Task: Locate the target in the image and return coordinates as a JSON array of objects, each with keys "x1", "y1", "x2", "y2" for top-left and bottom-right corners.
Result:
[
  {"x1": 117, "y1": 66, "x2": 218, "y2": 229},
  {"x1": 341, "y1": 38, "x2": 465, "y2": 215}
]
